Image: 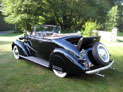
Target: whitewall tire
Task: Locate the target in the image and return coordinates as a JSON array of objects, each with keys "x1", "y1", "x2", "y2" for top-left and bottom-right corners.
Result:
[
  {"x1": 13, "y1": 45, "x2": 20, "y2": 59},
  {"x1": 53, "y1": 69, "x2": 67, "y2": 78},
  {"x1": 92, "y1": 42, "x2": 110, "y2": 66}
]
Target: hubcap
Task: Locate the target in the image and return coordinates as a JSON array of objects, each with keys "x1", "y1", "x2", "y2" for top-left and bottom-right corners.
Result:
[{"x1": 97, "y1": 44, "x2": 109, "y2": 62}]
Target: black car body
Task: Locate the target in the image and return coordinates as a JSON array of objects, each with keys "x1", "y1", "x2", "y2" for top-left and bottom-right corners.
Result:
[{"x1": 12, "y1": 25, "x2": 114, "y2": 77}]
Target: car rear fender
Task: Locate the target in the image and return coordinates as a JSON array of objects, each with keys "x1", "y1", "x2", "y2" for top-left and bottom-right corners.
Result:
[
  {"x1": 50, "y1": 48, "x2": 88, "y2": 73},
  {"x1": 12, "y1": 40, "x2": 29, "y2": 56}
]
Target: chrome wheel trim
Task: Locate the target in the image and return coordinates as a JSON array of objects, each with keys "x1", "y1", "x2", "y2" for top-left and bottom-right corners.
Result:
[
  {"x1": 97, "y1": 44, "x2": 110, "y2": 63},
  {"x1": 53, "y1": 69, "x2": 67, "y2": 78},
  {"x1": 13, "y1": 46, "x2": 19, "y2": 59}
]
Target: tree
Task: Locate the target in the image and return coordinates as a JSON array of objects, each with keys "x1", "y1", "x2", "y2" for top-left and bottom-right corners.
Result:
[
  {"x1": 1, "y1": 0, "x2": 43, "y2": 32},
  {"x1": 117, "y1": 3, "x2": 123, "y2": 32},
  {"x1": 105, "y1": 5, "x2": 119, "y2": 31},
  {"x1": 1, "y1": 0, "x2": 117, "y2": 32},
  {"x1": 42, "y1": 0, "x2": 116, "y2": 30}
]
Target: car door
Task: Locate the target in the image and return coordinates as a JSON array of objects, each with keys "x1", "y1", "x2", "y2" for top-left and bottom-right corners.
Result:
[
  {"x1": 29, "y1": 34, "x2": 42, "y2": 56},
  {"x1": 29, "y1": 33, "x2": 55, "y2": 61},
  {"x1": 37, "y1": 38, "x2": 55, "y2": 60}
]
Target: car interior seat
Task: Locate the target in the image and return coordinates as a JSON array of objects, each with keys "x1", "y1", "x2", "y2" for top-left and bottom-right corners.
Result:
[
  {"x1": 77, "y1": 37, "x2": 84, "y2": 50},
  {"x1": 77, "y1": 36, "x2": 101, "y2": 50}
]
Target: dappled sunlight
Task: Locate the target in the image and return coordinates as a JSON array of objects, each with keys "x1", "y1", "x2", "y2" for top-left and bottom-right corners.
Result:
[
  {"x1": 0, "y1": 41, "x2": 11, "y2": 45},
  {"x1": 102, "y1": 41, "x2": 123, "y2": 47},
  {"x1": 0, "y1": 33, "x2": 23, "y2": 53},
  {"x1": 0, "y1": 33, "x2": 23, "y2": 37},
  {"x1": 101, "y1": 39, "x2": 123, "y2": 59},
  {"x1": 0, "y1": 44, "x2": 11, "y2": 52},
  {"x1": 0, "y1": 33, "x2": 23, "y2": 42},
  {"x1": 0, "y1": 36, "x2": 20, "y2": 42}
]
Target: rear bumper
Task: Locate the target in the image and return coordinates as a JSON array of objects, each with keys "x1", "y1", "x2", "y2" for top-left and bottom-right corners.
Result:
[{"x1": 85, "y1": 60, "x2": 115, "y2": 74}]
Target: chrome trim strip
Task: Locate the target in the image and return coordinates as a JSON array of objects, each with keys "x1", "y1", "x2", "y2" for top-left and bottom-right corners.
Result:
[{"x1": 85, "y1": 60, "x2": 115, "y2": 74}]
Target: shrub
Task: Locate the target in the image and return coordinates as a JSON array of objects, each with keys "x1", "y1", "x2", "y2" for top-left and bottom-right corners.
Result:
[{"x1": 81, "y1": 19, "x2": 101, "y2": 36}]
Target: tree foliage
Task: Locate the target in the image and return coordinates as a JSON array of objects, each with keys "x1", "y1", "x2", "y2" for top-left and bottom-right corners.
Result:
[
  {"x1": 81, "y1": 19, "x2": 101, "y2": 36},
  {"x1": 117, "y1": 3, "x2": 123, "y2": 32},
  {"x1": 1, "y1": 0, "x2": 43, "y2": 32},
  {"x1": 1, "y1": 0, "x2": 120, "y2": 32},
  {"x1": 42, "y1": 0, "x2": 113, "y2": 30},
  {"x1": 105, "y1": 5, "x2": 119, "y2": 31}
]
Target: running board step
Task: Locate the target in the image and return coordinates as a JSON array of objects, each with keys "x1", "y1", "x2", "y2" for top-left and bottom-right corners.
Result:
[{"x1": 20, "y1": 56, "x2": 50, "y2": 68}]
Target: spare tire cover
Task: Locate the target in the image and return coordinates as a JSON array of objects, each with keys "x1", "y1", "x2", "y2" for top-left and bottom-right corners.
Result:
[{"x1": 92, "y1": 42, "x2": 110, "y2": 66}]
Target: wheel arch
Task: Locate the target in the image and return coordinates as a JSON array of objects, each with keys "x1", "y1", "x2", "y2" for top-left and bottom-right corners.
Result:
[
  {"x1": 49, "y1": 51, "x2": 68, "y2": 72},
  {"x1": 49, "y1": 48, "x2": 86, "y2": 74},
  {"x1": 12, "y1": 40, "x2": 29, "y2": 56}
]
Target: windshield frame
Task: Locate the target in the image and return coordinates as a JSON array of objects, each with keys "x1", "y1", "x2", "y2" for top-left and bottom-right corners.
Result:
[{"x1": 33, "y1": 25, "x2": 61, "y2": 33}]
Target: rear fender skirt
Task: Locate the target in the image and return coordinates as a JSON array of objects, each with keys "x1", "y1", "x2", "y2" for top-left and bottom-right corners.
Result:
[
  {"x1": 12, "y1": 40, "x2": 29, "y2": 56},
  {"x1": 51, "y1": 48, "x2": 88, "y2": 71}
]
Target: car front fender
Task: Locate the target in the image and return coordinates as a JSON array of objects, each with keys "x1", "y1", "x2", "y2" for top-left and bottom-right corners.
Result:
[{"x1": 12, "y1": 40, "x2": 29, "y2": 56}]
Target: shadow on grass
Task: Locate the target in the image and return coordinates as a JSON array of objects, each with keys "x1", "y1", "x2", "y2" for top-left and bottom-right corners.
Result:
[
  {"x1": 118, "y1": 32, "x2": 123, "y2": 37},
  {"x1": 67, "y1": 55, "x2": 123, "y2": 82},
  {"x1": 117, "y1": 39, "x2": 123, "y2": 43},
  {"x1": 68, "y1": 70, "x2": 123, "y2": 86},
  {"x1": 12, "y1": 54, "x2": 123, "y2": 82},
  {"x1": 1, "y1": 49, "x2": 123, "y2": 92},
  {"x1": 18, "y1": 58, "x2": 105, "y2": 82},
  {"x1": 0, "y1": 39, "x2": 123, "y2": 86}
]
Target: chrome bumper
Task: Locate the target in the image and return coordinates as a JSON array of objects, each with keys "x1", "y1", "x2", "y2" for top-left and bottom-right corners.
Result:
[{"x1": 85, "y1": 60, "x2": 115, "y2": 74}]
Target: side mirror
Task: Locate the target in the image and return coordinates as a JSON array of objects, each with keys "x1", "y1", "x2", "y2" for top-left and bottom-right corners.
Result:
[{"x1": 19, "y1": 36, "x2": 24, "y2": 40}]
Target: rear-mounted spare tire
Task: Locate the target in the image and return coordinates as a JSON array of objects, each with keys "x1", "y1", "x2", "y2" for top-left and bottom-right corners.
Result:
[{"x1": 92, "y1": 42, "x2": 110, "y2": 66}]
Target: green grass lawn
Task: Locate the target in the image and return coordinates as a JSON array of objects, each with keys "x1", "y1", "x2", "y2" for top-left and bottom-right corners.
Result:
[{"x1": 0, "y1": 33, "x2": 123, "y2": 92}]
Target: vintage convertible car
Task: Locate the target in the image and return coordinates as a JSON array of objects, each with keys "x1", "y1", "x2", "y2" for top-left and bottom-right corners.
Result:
[{"x1": 12, "y1": 25, "x2": 115, "y2": 78}]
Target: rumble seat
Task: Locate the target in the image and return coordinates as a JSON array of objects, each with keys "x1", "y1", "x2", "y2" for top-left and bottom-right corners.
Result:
[{"x1": 77, "y1": 37, "x2": 84, "y2": 50}]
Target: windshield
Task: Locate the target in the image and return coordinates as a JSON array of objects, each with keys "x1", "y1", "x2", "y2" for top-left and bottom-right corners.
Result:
[
  {"x1": 31, "y1": 25, "x2": 61, "y2": 38},
  {"x1": 34, "y1": 25, "x2": 61, "y2": 33},
  {"x1": 36, "y1": 26, "x2": 54, "y2": 32}
]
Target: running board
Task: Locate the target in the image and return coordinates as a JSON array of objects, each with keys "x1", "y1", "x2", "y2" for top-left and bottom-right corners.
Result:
[{"x1": 20, "y1": 56, "x2": 50, "y2": 68}]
